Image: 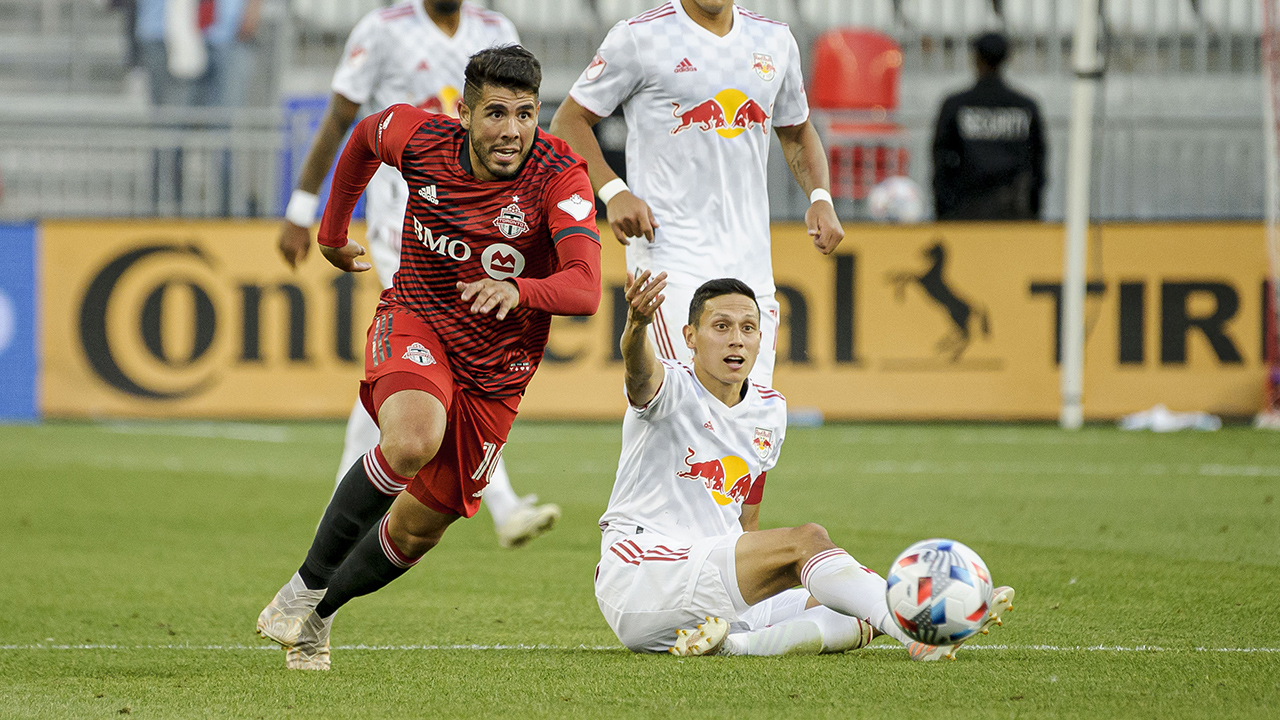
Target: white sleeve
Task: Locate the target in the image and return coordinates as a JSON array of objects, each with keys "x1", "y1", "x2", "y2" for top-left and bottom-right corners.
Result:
[
  {"x1": 567, "y1": 21, "x2": 645, "y2": 119},
  {"x1": 772, "y1": 31, "x2": 810, "y2": 128},
  {"x1": 331, "y1": 12, "x2": 384, "y2": 105},
  {"x1": 499, "y1": 15, "x2": 520, "y2": 45},
  {"x1": 629, "y1": 359, "x2": 693, "y2": 423}
]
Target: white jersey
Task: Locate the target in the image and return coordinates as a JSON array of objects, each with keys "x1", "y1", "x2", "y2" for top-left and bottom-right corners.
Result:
[
  {"x1": 568, "y1": 2, "x2": 809, "y2": 295},
  {"x1": 600, "y1": 359, "x2": 787, "y2": 548},
  {"x1": 329, "y1": 1, "x2": 518, "y2": 288},
  {"x1": 332, "y1": 1, "x2": 518, "y2": 115}
]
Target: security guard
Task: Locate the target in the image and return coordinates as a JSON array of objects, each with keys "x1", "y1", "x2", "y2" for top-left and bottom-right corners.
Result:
[{"x1": 932, "y1": 32, "x2": 1046, "y2": 221}]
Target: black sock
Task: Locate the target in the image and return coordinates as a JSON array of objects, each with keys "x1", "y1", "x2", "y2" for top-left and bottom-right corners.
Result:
[
  {"x1": 314, "y1": 517, "x2": 414, "y2": 618},
  {"x1": 297, "y1": 450, "x2": 404, "y2": 590}
]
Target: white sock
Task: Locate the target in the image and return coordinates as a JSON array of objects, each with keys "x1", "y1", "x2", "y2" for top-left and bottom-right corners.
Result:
[
  {"x1": 335, "y1": 399, "x2": 381, "y2": 490},
  {"x1": 800, "y1": 549, "x2": 914, "y2": 646},
  {"x1": 483, "y1": 457, "x2": 520, "y2": 527},
  {"x1": 723, "y1": 606, "x2": 867, "y2": 656}
]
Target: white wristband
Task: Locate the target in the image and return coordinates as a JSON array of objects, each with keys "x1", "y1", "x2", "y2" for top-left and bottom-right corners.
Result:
[
  {"x1": 598, "y1": 178, "x2": 630, "y2": 205},
  {"x1": 809, "y1": 188, "x2": 834, "y2": 206},
  {"x1": 285, "y1": 189, "x2": 320, "y2": 227}
]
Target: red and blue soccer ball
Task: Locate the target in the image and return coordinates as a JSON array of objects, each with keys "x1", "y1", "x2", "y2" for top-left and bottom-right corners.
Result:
[{"x1": 886, "y1": 538, "x2": 994, "y2": 645}]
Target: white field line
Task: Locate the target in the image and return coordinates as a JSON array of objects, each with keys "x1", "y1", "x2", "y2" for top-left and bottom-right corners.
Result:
[{"x1": 2, "y1": 643, "x2": 1277, "y2": 654}]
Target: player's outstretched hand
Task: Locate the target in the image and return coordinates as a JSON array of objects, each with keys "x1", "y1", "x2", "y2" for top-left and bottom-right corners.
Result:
[
  {"x1": 319, "y1": 239, "x2": 372, "y2": 273},
  {"x1": 624, "y1": 269, "x2": 667, "y2": 325},
  {"x1": 457, "y1": 279, "x2": 520, "y2": 320},
  {"x1": 607, "y1": 191, "x2": 660, "y2": 245},
  {"x1": 278, "y1": 221, "x2": 312, "y2": 269},
  {"x1": 806, "y1": 197, "x2": 845, "y2": 255}
]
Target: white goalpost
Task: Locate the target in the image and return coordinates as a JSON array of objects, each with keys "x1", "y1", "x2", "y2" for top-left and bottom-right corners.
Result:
[
  {"x1": 1258, "y1": 0, "x2": 1280, "y2": 428},
  {"x1": 1060, "y1": 0, "x2": 1102, "y2": 430}
]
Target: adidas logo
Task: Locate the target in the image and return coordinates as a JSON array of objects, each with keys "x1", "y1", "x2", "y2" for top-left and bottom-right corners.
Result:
[
  {"x1": 418, "y1": 184, "x2": 438, "y2": 204},
  {"x1": 674, "y1": 58, "x2": 697, "y2": 73}
]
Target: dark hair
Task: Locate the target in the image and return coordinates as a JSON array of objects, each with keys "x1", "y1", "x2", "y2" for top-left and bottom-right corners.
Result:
[
  {"x1": 972, "y1": 32, "x2": 1009, "y2": 68},
  {"x1": 688, "y1": 278, "x2": 759, "y2": 326},
  {"x1": 463, "y1": 45, "x2": 542, "y2": 108}
]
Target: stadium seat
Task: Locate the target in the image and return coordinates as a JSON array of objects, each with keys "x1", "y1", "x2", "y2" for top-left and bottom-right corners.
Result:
[
  {"x1": 1196, "y1": 0, "x2": 1263, "y2": 33},
  {"x1": 492, "y1": 0, "x2": 598, "y2": 32},
  {"x1": 1105, "y1": 0, "x2": 1198, "y2": 36},
  {"x1": 290, "y1": 0, "x2": 387, "y2": 33},
  {"x1": 900, "y1": 0, "x2": 1000, "y2": 37},
  {"x1": 1001, "y1": 0, "x2": 1075, "y2": 37},
  {"x1": 807, "y1": 29, "x2": 909, "y2": 200},
  {"x1": 800, "y1": 0, "x2": 898, "y2": 33}
]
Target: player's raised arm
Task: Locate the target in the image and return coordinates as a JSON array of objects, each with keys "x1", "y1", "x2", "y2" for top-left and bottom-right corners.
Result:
[
  {"x1": 278, "y1": 93, "x2": 361, "y2": 269},
  {"x1": 549, "y1": 99, "x2": 659, "y2": 246},
  {"x1": 621, "y1": 270, "x2": 667, "y2": 407},
  {"x1": 774, "y1": 120, "x2": 844, "y2": 256}
]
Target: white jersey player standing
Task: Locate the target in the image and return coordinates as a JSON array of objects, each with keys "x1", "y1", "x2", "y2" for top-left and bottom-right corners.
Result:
[
  {"x1": 550, "y1": 0, "x2": 844, "y2": 387},
  {"x1": 602, "y1": 271, "x2": 1015, "y2": 657},
  {"x1": 275, "y1": 0, "x2": 559, "y2": 549}
]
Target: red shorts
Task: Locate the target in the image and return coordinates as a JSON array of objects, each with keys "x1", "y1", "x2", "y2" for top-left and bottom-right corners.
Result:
[{"x1": 359, "y1": 308, "x2": 519, "y2": 519}]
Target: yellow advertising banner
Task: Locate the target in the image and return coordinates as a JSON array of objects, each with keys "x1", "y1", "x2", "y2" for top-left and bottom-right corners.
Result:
[{"x1": 41, "y1": 220, "x2": 1270, "y2": 420}]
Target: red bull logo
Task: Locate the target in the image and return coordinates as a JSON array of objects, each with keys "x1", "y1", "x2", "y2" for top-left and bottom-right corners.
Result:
[
  {"x1": 677, "y1": 448, "x2": 754, "y2": 505},
  {"x1": 670, "y1": 89, "x2": 770, "y2": 138},
  {"x1": 417, "y1": 85, "x2": 463, "y2": 118}
]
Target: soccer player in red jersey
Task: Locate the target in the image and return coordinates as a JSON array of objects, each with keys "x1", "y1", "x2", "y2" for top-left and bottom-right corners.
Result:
[{"x1": 256, "y1": 45, "x2": 602, "y2": 670}]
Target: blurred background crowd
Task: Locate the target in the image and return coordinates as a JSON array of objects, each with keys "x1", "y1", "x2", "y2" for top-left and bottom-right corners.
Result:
[{"x1": 0, "y1": 0, "x2": 1266, "y2": 225}]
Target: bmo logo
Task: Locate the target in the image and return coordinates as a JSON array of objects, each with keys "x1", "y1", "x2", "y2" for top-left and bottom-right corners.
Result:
[{"x1": 481, "y1": 243, "x2": 525, "y2": 280}]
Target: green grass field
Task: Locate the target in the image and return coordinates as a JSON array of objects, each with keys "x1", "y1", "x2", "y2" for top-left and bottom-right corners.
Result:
[{"x1": 2, "y1": 420, "x2": 1278, "y2": 718}]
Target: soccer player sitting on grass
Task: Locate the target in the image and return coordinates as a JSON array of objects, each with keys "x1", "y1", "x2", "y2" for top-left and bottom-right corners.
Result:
[{"x1": 599, "y1": 272, "x2": 1014, "y2": 658}]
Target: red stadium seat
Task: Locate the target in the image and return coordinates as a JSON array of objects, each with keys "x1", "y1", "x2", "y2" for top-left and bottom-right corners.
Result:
[{"x1": 807, "y1": 29, "x2": 910, "y2": 200}]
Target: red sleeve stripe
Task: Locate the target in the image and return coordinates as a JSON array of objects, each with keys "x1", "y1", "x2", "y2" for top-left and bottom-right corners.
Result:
[
  {"x1": 739, "y1": 9, "x2": 787, "y2": 26},
  {"x1": 630, "y1": 7, "x2": 675, "y2": 23},
  {"x1": 378, "y1": 5, "x2": 415, "y2": 20}
]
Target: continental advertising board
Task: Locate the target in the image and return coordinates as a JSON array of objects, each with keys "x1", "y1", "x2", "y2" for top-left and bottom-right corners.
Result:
[{"x1": 40, "y1": 220, "x2": 1269, "y2": 420}]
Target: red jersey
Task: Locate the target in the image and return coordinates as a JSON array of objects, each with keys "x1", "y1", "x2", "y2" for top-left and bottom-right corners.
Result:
[{"x1": 318, "y1": 104, "x2": 602, "y2": 397}]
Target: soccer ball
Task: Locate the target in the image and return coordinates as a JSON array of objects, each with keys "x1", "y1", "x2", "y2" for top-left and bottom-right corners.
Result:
[
  {"x1": 885, "y1": 538, "x2": 994, "y2": 645},
  {"x1": 866, "y1": 175, "x2": 925, "y2": 223}
]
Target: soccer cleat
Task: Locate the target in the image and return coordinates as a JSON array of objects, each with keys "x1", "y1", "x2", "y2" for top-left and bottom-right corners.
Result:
[
  {"x1": 256, "y1": 572, "x2": 327, "y2": 648},
  {"x1": 669, "y1": 617, "x2": 730, "y2": 657},
  {"x1": 907, "y1": 585, "x2": 1015, "y2": 662},
  {"x1": 496, "y1": 496, "x2": 561, "y2": 549},
  {"x1": 286, "y1": 610, "x2": 334, "y2": 671}
]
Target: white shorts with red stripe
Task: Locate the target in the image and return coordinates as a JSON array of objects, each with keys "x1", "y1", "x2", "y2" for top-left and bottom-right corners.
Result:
[
  {"x1": 595, "y1": 530, "x2": 810, "y2": 653},
  {"x1": 642, "y1": 280, "x2": 780, "y2": 388}
]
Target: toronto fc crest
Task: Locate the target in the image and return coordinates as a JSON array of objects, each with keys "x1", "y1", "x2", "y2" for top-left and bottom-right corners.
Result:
[
  {"x1": 492, "y1": 202, "x2": 529, "y2": 238},
  {"x1": 752, "y1": 427, "x2": 774, "y2": 460}
]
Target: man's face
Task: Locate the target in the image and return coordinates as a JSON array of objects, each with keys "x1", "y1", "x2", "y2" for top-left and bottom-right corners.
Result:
[
  {"x1": 460, "y1": 84, "x2": 540, "y2": 181},
  {"x1": 684, "y1": 294, "x2": 760, "y2": 387}
]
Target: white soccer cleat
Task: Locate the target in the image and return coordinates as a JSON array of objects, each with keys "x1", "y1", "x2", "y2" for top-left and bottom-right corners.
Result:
[
  {"x1": 496, "y1": 496, "x2": 561, "y2": 549},
  {"x1": 256, "y1": 572, "x2": 327, "y2": 648},
  {"x1": 907, "y1": 585, "x2": 1015, "y2": 662},
  {"x1": 286, "y1": 610, "x2": 334, "y2": 671},
  {"x1": 669, "y1": 617, "x2": 730, "y2": 657}
]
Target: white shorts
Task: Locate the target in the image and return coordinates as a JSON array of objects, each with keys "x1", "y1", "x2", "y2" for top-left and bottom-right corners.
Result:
[
  {"x1": 364, "y1": 164, "x2": 410, "y2": 290},
  {"x1": 595, "y1": 530, "x2": 811, "y2": 653}
]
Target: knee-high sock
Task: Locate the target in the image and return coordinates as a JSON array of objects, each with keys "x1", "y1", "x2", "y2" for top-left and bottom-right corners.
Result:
[
  {"x1": 482, "y1": 456, "x2": 520, "y2": 527},
  {"x1": 299, "y1": 447, "x2": 407, "y2": 590},
  {"x1": 334, "y1": 399, "x2": 381, "y2": 489},
  {"x1": 314, "y1": 514, "x2": 418, "y2": 618},
  {"x1": 724, "y1": 606, "x2": 869, "y2": 656},
  {"x1": 800, "y1": 549, "x2": 914, "y2": 646}
]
